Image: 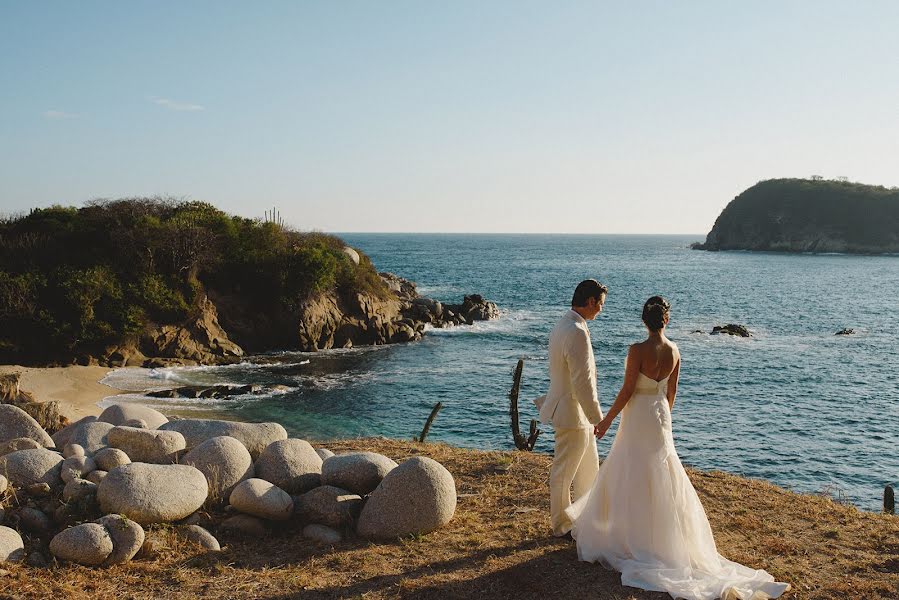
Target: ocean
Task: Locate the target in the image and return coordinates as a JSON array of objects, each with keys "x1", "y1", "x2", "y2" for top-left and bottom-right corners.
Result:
[{"x1": 100, "y1": 234, "x2": 899, "y2": 511}]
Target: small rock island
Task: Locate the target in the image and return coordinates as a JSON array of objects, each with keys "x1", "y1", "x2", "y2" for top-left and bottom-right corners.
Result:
[{"x1": 693, "y1": 178, "x2": 899, "y2": 254}]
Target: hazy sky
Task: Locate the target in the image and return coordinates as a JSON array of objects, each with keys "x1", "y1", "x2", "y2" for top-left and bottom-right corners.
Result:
[{"x1": 1, "y1": 1, "x2": 897, "y2": 234}]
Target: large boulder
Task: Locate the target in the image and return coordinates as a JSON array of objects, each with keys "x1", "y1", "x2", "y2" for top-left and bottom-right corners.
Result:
[
  {"x1": 229, "y1": 478, "x2": 293, "y2": 521},
  {"x1": 321, "y1": 452, "x2": 398, "y2": 496},
  {"x1": 357, "y1": 456, "x2": 456, "y2": 539},
  {"x1": 98, "y1": 403, "x2": 169, "y2": 430},
  {"x1": 255, "y1": 439, "x2": 322, "y2": 494},
  {"x1": 0, "y1": 405, "x2": 53, "y2": 447},
  {"x1": 67, "y1": 421, "x2": 115, "y2": 454},
  {"x1": 97, "y1": 463, "x2": 208, "y2": 524},
  {"x1": 159, "y1": 419, "x2": 287, "y2": 459},
  {"x1": 96, "y1": 514, "x2": 145, "y2": 565},
  {"x1": 0, "y1": 437, "x2": 43, "y2": 456},
  {"x1": 294, "y1": 485, "x2": 363, "y2": 528},
  {"x1": 0, "y1": 526, "x2": 25, "y2": 563},
  {"x1": 181, "y1": 436, "x2": 254, "y2": 502},
  {"x1": 0, "y1": 448, "x2": 63, "y2": 489},
  {"x1": 49, "y1": 523, "x2": 114, "y2": 566},
  {"x1": 108, "y1": 426, "x2": 185, "y2": 463},
  {"x1": 50, "y1": 416, "x2": 97, "y2": 449}
]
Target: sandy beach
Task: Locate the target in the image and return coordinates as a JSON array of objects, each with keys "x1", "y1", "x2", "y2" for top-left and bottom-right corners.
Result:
[{"x1": 0, "y1": 364, "x2": 126, "y2": 421}]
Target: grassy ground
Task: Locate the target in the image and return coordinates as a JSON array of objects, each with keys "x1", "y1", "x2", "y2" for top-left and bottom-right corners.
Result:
[{"x1": 1, "y1": 438, "x2": 896, "y2": 599}]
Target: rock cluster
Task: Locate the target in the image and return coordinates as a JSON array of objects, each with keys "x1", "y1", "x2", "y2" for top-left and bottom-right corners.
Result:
[
  {"x1": 0, "y1": 401, "x2": 457, "y2": 568},
  {"x1": 710, "y1": 324, "x2": 752, "y2": 337}
]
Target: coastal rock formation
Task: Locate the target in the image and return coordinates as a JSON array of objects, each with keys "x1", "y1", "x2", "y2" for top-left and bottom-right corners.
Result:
[
  {"x1": 229, "y1": 478, "x2": 294, "y2": 521},
  {"x1": 159, "y1": 419, "x2": 287, "y2": 459},
  {"x1": 107, "y1": 426, "x2": 185, "y2": 464},
  {"x1": 97, "y1": 463, "x2": 208, "y2": 524},
  {"x1": 357, "y1": 457, "x2": 457, "y2": 540},
  {"x1": 255, "y1": 439, "x2": 323, "y2": 494},
  {"x1": 0, "y1": 448, "x2": 64, "y2": 489},
  {"x1": 321, "y1": 452, "x2": 398, "y2": 496},
  {"x1": 98, "y1": 403, "x2": 169, "y2": 430},
  {"x1": 181, "y1": 436, "x2": 254, "y2": 502},
  {"x1": 96, "y1": 514, "x2": 145, "y2": 565},
  {"x1": 0, "y1": 526, "x2": 25, "y2": 563},
  {"x1": 693, "y1": 178, "x2": 899, "y2": 254},
  {"x1": 711, "y1": 324, "x2": 752, "y2": 337},
  {"x1": 139, "y1": 296, "x2": 244, "y2": 365},
  {"x1": 0, "y1": 404, "x2": 54, "y2": 448},
  {"x1": 49, "y1": 523, "x2": 114, "y2": 566}
]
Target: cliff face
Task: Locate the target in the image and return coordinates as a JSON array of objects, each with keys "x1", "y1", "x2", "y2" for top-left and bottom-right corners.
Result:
[{"x1": 694, "y1": 179, "x2": 899, "y2": 254}]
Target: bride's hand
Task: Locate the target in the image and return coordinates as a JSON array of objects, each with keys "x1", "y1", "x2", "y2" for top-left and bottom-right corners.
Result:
[{"x1": 594, "y1": 419, "x2": 610, "y2": 440}]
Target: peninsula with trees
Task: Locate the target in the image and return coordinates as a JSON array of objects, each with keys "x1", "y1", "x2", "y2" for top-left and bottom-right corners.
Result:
[{"x1": 692, "y1": 178, "x2": 899, "y2": 254}]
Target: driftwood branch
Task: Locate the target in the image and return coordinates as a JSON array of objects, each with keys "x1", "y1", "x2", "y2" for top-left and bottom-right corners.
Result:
[
  {"x1": 885, "y1": 485, "x2": 895, "y2": 514},
  {"x1": 509, "y1": 359, "x2": 541, "y2": 451},
  {"x1": 418, "y1": 402, "x2": 443, "y2": 442}
]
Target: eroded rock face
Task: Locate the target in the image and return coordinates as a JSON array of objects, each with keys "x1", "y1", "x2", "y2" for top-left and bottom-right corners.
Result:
[
  {"x1": 180, "y1": 436, "x2": 254, "y2": 502},
  {"x1": 0, "y1": 448, "x2": 63, "y2": 489},
  {"x1": 107, "y1": 426, "x2": 185, "y2": 464},
  {"x1": 98, "y1": 403, "x2": 169, "y2": 430},
  {"x1": 159, "y1": 419, "x2": 287, "y2": 460},
  {"x1": 97, "y1": 463, "x2": 208, "y2": 525},
  {"x1": 0, "y1": 526, "x2": 25, "y2": 563},
  {"x1": 321, "y1": 452, "x2": 397, "y2": 496},
  {"x1": 0, "y1": 404, "x2": 53, "y2": 448},
  {"x1": 229, "y1": 478, "x2": 293, "y2": 521},
  {"x1": 141, "y1": 296, "x2": 244, "y2": 363},
  {"x1": 357, "y1": 457, "x2": 457, "y2": 540},
  {"x1": 255, "y1": 439, "x2": 322, "y2": 494},
  {"x1": 49, "y1": 523, "x2": 114, "y2": 566}
]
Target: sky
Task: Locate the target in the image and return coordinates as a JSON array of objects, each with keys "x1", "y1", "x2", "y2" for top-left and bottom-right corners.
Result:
[{"x1": 1, "y1": 1, "x2": 897, "y2": 234}]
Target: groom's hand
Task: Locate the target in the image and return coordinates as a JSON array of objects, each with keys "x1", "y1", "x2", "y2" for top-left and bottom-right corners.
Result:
[{"x1": 594, "y1": 420, "x2": 610, "y2": 440}]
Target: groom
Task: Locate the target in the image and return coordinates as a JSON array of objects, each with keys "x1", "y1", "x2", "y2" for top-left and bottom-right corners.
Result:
[{"x1": 537, "y1": 279, "x2": 607, "y2": 537}]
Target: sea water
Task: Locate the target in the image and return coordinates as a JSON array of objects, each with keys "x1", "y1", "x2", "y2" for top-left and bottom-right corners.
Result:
[{"x1": 101, "y1": 234, "x2": 899, "y2": 510}]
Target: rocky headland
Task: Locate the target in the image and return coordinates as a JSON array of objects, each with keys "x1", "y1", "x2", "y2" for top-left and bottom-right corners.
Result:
[
  {"x1": 693, "y1": 178, "x2": 899, "y2": 254},
  {"x1": 0, "y1": 199, "x2": 498, "y2": 368}
]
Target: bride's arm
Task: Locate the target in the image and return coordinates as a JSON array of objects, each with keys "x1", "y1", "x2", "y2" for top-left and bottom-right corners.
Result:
[
  {"x1": 594, "y1": 345, "x2": 640, "y2": 440},
  {"x1": 666, "y1": 353, "x2": 680, "y2": 411}
]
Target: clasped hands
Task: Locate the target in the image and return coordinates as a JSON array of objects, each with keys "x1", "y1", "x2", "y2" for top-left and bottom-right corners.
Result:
[{"x1": 593, "y1": 417, "x2": 611, "y2": 440}]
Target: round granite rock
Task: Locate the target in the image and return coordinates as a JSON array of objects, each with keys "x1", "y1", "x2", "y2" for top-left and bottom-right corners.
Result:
[
  {"x1": 0, "y1": 437, "x2": 43, "y2": 456},
  {"x1": 61, "y1": 455, "x2": 97, "y2": 483},
  {"x1": 93, "y1": 447, "x2": 131, "y2": 471},
  {"x1": 96, "y1": 514, "x2": 145, "y2": 565},
  {"x1": 0, "y1": 405, "x2": 53, "y2": 448},
  {"x1": 49, "y1": 523, "x2": 114, "y2": 566},
  {"x1": 159, "y1": 419, "x2": 287, "y2": 459},
  {"x1": 178, "y1": 524, "x2": 221, "y2": 551},
  {"x1": 321, "y1": 452, "x2": 398, "y2": 496},
  {"x1": 229, "y1": 478, "x2": 293, "y2": 521},
  {"x1": 0, "y1": 448, "x2": 63, "y2": 489},
  {"x1": 181, "y1": 436, "x2": 254, "y2": 502},
  {"x1": 97, "y1": 463, "x2": 208, "y2": 524},
  {"x1": 357, "y1": 456, "x2": 457, "y2": 539},
  {"x1": 107, "y1": 426, "x2": 185, "y2": 464},
  {"x1": 98, "y1": 403, "x2": 169, "y2": 430},
  {"x1": 294, "y1": 485, "x2": 363, "y2": 528},
  {"x1": 68, "y1": 421, "x2": 115, "y2": 454},
  {"x1": 0, "y1": 526, "x2": 25, "y2": 563},
  {"x1": 255, "y1": 439, "x2": 322, "y2": 494}
]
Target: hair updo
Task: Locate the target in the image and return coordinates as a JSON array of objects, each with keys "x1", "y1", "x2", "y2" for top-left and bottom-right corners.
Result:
[{"x1": 642, "y1": 296, "x2": 671, "y2": 331}]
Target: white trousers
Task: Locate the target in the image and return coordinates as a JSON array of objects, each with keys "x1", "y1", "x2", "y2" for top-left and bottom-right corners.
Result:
[{"x1": 549, "y1": 426, "x2": 598, "y2": 536}]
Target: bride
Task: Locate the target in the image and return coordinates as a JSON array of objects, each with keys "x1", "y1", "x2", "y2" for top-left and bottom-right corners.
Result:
[{"x1": 566, "y1": 297, "x2": 790, "y2": 600}]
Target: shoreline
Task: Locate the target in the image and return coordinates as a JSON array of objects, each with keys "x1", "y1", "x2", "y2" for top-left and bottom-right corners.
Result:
[{"x1": 0, "y1": 364, "x2": 126, "y2": 421}]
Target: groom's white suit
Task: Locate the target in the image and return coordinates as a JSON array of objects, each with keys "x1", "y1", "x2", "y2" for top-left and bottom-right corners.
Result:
[{"x1": 538, "y1": 308, "x2": 604, "y2": 536}]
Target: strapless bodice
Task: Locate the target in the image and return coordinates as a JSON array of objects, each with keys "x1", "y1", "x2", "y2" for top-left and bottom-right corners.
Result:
[{"x1": 634, "y1": 372, "x2": 670, "y2": 394}]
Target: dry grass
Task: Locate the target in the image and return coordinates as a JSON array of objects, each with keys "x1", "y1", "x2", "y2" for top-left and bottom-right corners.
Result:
[{"x1": 1, "y1": 439, "x2": 896, "y2": 599}]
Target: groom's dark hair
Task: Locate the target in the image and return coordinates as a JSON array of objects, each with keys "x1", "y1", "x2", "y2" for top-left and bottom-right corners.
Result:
[{"x1": 571, "y1": 279, "x2": 608, "y2": 307}]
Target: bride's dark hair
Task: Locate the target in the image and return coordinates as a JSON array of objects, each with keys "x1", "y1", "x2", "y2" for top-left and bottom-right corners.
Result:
[{"x1": 642, "y1": 296, "x2": 670, "y2": 331}]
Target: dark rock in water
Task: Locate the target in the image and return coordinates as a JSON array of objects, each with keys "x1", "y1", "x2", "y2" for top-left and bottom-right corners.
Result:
[
  {"x1": 711, "y1": 324, "x2": 752, "y2": 337},
  {"x1": 691, "y1": 330, "x2": 705, "y2": 334},
  {"x1": 148, "y1": 384, "x2": 266, "y2": 400},
  {"x1": 835, "y1": 328, "x2": 855, "y2": 335}
]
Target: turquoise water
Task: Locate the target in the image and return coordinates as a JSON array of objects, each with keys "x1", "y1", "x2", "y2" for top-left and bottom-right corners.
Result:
[{"x1": 102, "y1": 234, "x2": 899, "y2": 510}]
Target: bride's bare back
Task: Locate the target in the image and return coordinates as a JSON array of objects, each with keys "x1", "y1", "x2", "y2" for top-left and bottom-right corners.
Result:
[{"x1": 633, "y1": 336, "x2": 680, "y2": 382}]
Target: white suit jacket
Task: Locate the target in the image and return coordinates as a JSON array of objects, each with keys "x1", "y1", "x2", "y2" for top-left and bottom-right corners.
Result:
[{"x1": 535, "y1": 309, "x2": 603, "y2": 428}]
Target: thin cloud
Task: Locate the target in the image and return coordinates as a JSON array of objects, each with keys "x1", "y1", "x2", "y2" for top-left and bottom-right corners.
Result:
[
  {"x1": 43, "y1": 110, "x2": 79, "y2": 119},
  {"x1": 152, "y1": 97, "x2": 205, "y2": 111}
]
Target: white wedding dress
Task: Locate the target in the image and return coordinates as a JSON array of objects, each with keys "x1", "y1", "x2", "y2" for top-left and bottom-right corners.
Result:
[{"x1": 566, "y1": 372, "x2": 790, "y2": 600}]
